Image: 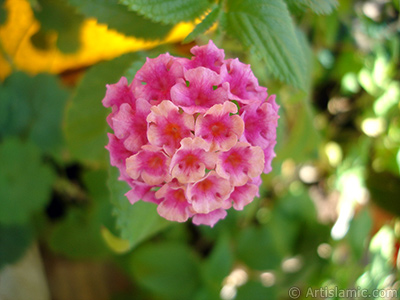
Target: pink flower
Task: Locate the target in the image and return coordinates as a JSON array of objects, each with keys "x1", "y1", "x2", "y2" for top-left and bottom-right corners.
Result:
[
  {"x1": 170, "y1": 137, "x2": 216, "y2": 184},
  {"x1": 216, "y1": 142, "x2": 264, "y2": 186},
  {"x1": 110, "y1": 99, "x2": 151, "y2": 152},
  {"x1": 126, "y1": 145, "x2": 171, "y2": 186},
  {"x1": 125, "y1": 182, "x2": 159, "y2": 205},
  {"x1": 156, "y1": 183, "x2": 193, "y2": 222},
  {"x1": 102, "y1": 77, "x2": 135, "y2": 110},
  {"x1": 132, "y1": 54, "x2": 184, "y2": 104},
  {"x1": 103, "y1": 40, "x2": 279, "y2": 227},
  {"x1": 181, "y1": 40, "x2": 225, "y2": 73},
  {"x1": 170, "y1": 67, "x2": 229, "y2": 114},
  {"x1": 226, "y1": 183, "x2": 260, "y2": 211},
  {"x1": 147, "y1": 100, "x2": 194, "y2": 155},
  {"x1": 195, "y1": 101, "x2": 244, "y2": 151},
  {"x1": 240, "y1": 95, "x2": 279, "y2": 173},
  {"x1": 192, "y1": 208, "x2": 228, "y2": 227},
  {"x1": 186, "y1": 171, "x2": 232, "y2": 214},
  {"x1": 221, "y1": 59, "x2": 268, "y2": 103}
]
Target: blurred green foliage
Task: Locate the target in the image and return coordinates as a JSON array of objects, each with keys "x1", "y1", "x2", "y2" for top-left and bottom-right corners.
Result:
[{"x1": 0, "y1": 0, "x2": 399, "y2": 299}]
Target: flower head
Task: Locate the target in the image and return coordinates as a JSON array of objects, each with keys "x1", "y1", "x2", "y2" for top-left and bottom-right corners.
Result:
[{"x1": 103, "y1": 40, "x2": 279, "y2": 227}]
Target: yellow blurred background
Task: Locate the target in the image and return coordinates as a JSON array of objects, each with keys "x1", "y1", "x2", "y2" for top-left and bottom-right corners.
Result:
[{"x1": 0, "y1": 0, "x2": 194, "y2": 80}]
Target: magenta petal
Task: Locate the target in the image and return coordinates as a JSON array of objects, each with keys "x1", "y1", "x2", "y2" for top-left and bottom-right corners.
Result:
[
  {"x1": 183, "y1": 40, "x2": 225, "y2": 73},
  {"x1": 156, "y1": 184, "x2": 193, "y2": 222},
  {"x1": 192, "y1": 208, "x2": 227, "y2": 227},
  {"x1": 170, "y1": 67, "x2": 228, "y2": 114},
  {"x1": 147, "y1": 100, "x2": 194, "y2": 155},
  {"x1": 102, "y1": 77, "x2": 135, "y2": 109},
  {"x1": 126, "y1": 145, "x2": 171, "y2": 185},
  {"x1": 186, "y1": 171, "x2": 232, "y2": 214},
  {"x1": 132, "y1": 54, "x2": 184, "y2": 104},
  {"x1": 125, "y1": 181, "x2": 159, "y2": 205},
  {"x1": 221, "y1": 59, "x2": 267, "y2": 103},
  {"x1": 111, "y1": 99, "x2": 151, "y2": 152}
]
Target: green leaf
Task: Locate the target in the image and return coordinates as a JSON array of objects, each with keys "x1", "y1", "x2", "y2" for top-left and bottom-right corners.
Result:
[
  {"x1": 0, "y1": 138, "x2": 55, "y2": 225},
  {"x1": 64, "y1": 52, "x2": 140, "y2": 166},
  {"x1": 236, "y1": 225, "x2": 282, "y2": 270},
  {"x1": 128, "y1": 242, "x2": 201, "y2": 300},
  {"x1": 285, "y1": 0, "x2": 338, "y2": 15},
  {"x1": 108, "y1": 166, "x2": 169, "y2": 249},
  {"x1": 366, "y1": 169, "x2": 400, "y2": 216},
  {"x1": 277, "y1": 103, "x2": 321, "y2": 163},
  {"x1": 120, "y1": 0, "x2": 212, "y2": 25},
  {"x1": 0, "y1": 224, "x2": 34, "y2": 269},
  {"x1": 33, "y1": 0, "x2": 84, "y2": 53},
  {"x1": 236, "y1": 281, "x2": 277, "y2": 300},
  {"x1": 221, "y1": 0, "x2": 306, "y2": 89},
  {"x1": 0, "y1": 72, "x2": 69, "y2": 154},
  {"x1": 0, "y1": 0, "x2": 7, "y2": 25},
  {"x1": 347, "y1": 208, "x2": 372, "y2": 260},
  {"x1": 48, "y1": 170, "x2": 113, "y2": 258},
  {"x1": 67, "y1": 0, "x2": 173, "y2": 39},
  {"x1": 201, "y1": 234, "x2": 233, "y2": 292},
  {"x1": 184, "y1": 4, "x2": 220, "y2": 43}
]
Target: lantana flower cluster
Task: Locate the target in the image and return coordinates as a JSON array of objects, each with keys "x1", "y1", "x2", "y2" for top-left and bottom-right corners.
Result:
[{"x1": 103, "y1": 41, "x2": 279, "y2": 227}]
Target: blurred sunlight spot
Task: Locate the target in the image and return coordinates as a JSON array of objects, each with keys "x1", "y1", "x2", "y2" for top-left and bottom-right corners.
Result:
[
  {"x1": 363, "y1": 2, "x2": 381, "y2": 21},
  {"x1": 282, "y1": 256, "x2": 302, "y2": 273},
  {"x1": 299, "y1": 165, "x2": 319, "y2": 184},
  {"x1": 341, "y1": 72, "x2": 360, "y2": 94},
  {"x1": 220, "y1": 285, "x2": 237, "y2": 300},
  {"x1": 361, "y1": 117, "x2": 386, "y2": 137},
  {"x1": 221, "y1": 266, "x2": 249, "y2": 300},
  {"x1": 281, "y1": 159, "x2": 296, "y2": 178},
  {"x1": 256, "y1": 207, "x2": 271, "y2": 224},
  {"x1": 325, "y1": 142, "x2": 343, "y2": 167},
  {"x1": 0, "y1": 0, "x2": 194, "y2": 80},
  {"x1": 260, "y1": 272, "x2": 276, "y2": 287},
  {"x1": 317, "y1": 243, "x2": 332, "y2": 259},
  {"x1": 224, "y1": 267, "x2": 248, "y2": 287}
]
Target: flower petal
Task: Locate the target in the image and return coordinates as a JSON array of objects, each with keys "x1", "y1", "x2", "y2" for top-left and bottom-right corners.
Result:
[
  {"x1": 170, "y1": 137, "x2": 216, "y2": 184},
  {"x1": 132, "y1": 53, "x2": 184, "y2": 104},
  {"x1": 170, "y1": 67, "x2": 228, "y2": 114},
  {"x1": 126, "y1": 145, "x2": 171, "y2": 185},
  {"x1": 192, "y1": 208, "x2": 227, "y2": 227},
  {"x1": 156, "y1": 184, "x2": 193, "y2": 222},
  {"x1": 195, "y1": 101, "x2": 244, "y2": 151},
  {"x1": 216, "y1": 142, "x2": 264, "y2": 186},
  {"x1": 146, "y1": 100, "x2": 194, "y2": 155},
  {"x1": 186, "y1": 171, "x2": 232, "y2": 214}
]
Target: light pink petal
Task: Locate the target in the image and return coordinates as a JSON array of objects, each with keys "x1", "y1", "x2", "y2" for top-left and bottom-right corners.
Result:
[
  {"x1": 192, "y1": 208, "x2": 227, "y2": 227},
  {"x1": 183, "y1": 40, "x2": 225, "y2": 73},
  {"x1": 170, "y1": 137, "x2": 216, "y2": 184},
  {"x1": 111, "y1": 99, "x2": 151, "y2": 152},
  {"x1": 216, "y1": 142, "x2": 264, "y2": 186},
  {"x1": 221, "y1": 58, "x2": 267, "y2": 103},
  {"x1": 170, "y1": 67, "x2": 229, "y2": 114},
  {"x1": 195, "y1": 102, "x2": 244, "y2": 151},
  {"x1": 132, "y1": 53, "x2": 184, "y2": 104},
  {"x1": 229, "y1": 183, "x2": 259, "y2": 210},
  {"x1": 146, "y1": 100, "x2": 194, "y2": 155},
  {"x1": 125, "y1": 181, "x2": 160, "y2": 205},
  {"x1": 126, "y1": 145, "x2": 171, "y2": 185},
  {"x1": 186, "y1": 171, "x2": 232, "y2": 214},
  {"x1": 156, "y1": 184, "x2": 193, "y2": 222},
  {"x1": 102, "y1": 77, "x2": 135, "y2": 109}
]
